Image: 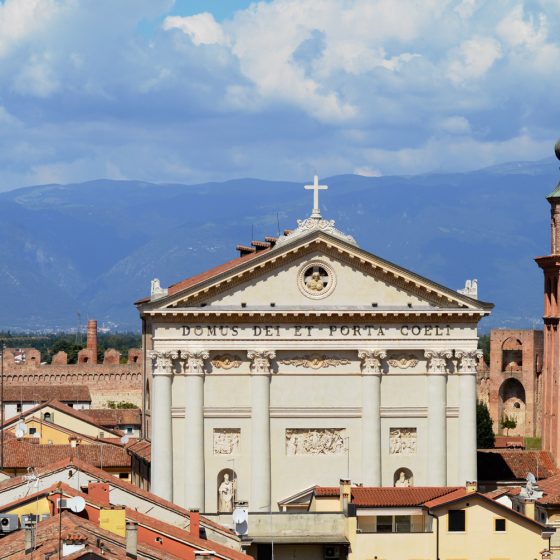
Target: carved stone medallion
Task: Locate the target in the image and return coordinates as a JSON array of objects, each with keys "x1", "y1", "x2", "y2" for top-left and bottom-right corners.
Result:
[
  {"x1": 213, "y1": 428, "x2": 240, "y2": 455},
  {"x1": 211, "y1": 354, "x2": 243, "y2": 369},
  {"x1": 286, "y1": 428, "x2": 345, "y2": 455},
  {"x1": 297, "y1": 261, "x2": 336, "y2": 299},
  {"x1": 389, "y1": 428, "x2": 417, "y2": 455},
  {"x1": 280, "y1": 354, "x2": 350, "y2": 369}
]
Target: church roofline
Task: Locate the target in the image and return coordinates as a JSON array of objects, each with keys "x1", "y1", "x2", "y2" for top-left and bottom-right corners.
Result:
[{"x1": 137, "y1": 228, "x2": 493, "y2": 314}]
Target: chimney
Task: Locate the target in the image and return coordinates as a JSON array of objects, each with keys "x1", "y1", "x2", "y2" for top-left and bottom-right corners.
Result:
[
  {"x1": 25, "y1": 526, "x2": 34, "y2": 554},
  {"x1": 190, "y1": 508, "x2": 201, "y2": 538},
  {"x1": 88, "y1": 482, "x2": 110, "y2": 506},
  {"x1": 339, "y1": 478, "x2": 351, "y2": 513},
  {"x1": 86, "y1": 320, "x2": 98, "y2": 364},
  {"x1": 466, "y1": 481, "x2": 477, "y2": 493},
  {"x1": 126, "y1": 521, "x2": 138, "y2": 559}
]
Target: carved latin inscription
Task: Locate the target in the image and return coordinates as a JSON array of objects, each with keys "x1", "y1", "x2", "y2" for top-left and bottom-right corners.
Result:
[
  {"x1": 213, "y1": 429, "x2": 241, "y2": 455},
  {"x1": 389, "y1": 428, "x2": 417, "y2": 455},
  {"x1": 286, "y1": 428, "x2": 345, "y2": 455}
]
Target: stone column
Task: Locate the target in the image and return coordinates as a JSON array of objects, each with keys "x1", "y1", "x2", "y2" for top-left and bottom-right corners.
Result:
[
  {"x1": 184, "y1": 351, "x2": 209, "y2": 511},
  {"x1": 456, "y1": 350, "x2": 482, "y2": 485},
  {"x1": 149, "y1": 351, "x2": 174, "y2": 501},
  {"x1": 425, "y1": 350, "x2": 452, "y2": 486},
  {"x1": 248, "y1": 350, "x2": 275, "y2": 512},
  {"x1": 358, "y1": 350, "x2": 386, "y2": 486}
]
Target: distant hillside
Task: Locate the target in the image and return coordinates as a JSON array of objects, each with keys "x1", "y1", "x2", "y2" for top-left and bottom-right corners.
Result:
[{"x1": 0, "y1": 159, "x2": 557, "y2": 330}]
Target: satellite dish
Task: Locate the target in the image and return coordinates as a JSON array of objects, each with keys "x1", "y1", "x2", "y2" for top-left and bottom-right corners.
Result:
[
  {"x1": 232, "y1": 507, "x2": 248, "y2": 536},
  {"x1": 15, "y1": 429, "x2": 24, "y2": 439},
  {"x1": 16, "y1": 422, "x2": 27, "y2": 433},
  {"x1": 120, "y1": 435, "x2": 129, "y2": 445},
  {"x1": 69, "y1": 496, "x2": 86, "y2": 513},
  {"x1": 527, "y1": 472, "x2": 537, "y2": 484}
]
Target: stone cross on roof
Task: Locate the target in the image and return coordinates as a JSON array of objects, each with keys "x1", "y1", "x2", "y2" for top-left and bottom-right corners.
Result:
[{"x1": 304, "y1": 175, "x2": 328, "y2": 218}]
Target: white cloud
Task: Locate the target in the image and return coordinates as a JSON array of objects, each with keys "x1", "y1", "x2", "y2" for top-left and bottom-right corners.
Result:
[
  {"x1": 12, "y1": 52, "x2": 60, "y2": 97},
  {"x1": 163, "y1": 13, "x2": 226, "y2": 46},
  {"x1": 0, "y1": 0, "x2": 556, "y2": 190},
  {"x1": 447, "y1": 37, "x2": 502, "y2": 85},
  {"x1": 439, "y1": 116, "x2": 471, "y2": 135}
]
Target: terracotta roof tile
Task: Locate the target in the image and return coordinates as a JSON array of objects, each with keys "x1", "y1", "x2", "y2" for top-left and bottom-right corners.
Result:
[
  {"x1": 477, "y1": 450, "x2": 557, "y2": 481},
  {"x1": 423, "y1": 488, "x2": 469, "y2": 508},
  {"x1": 3, "y1": 385, "x2": 91, "y2": 402},
  {"x1": 80, "y1": 408, "x2": 141, "y2": 426},
  {"x1": 0, "y1": 484, "x2": 250, "y2": 560},
  {"x1": 350, "y1": 487, "x2": 461, "y2": 507},
  {"x1": 127, "y1": 439, "x2": 151, "y2": 461},
  {"x1": 2, "y1": 439, "x2": 131, "y2": 469},
  {"x1": 165, "y1": 249, "x2": 269, "y2": 296},
  {"x1": 314, "y1": 487, "x2": 338, "y2": 497},
  {"x1": 0, "y1": 457, "x2": 234, "y2": 538}
]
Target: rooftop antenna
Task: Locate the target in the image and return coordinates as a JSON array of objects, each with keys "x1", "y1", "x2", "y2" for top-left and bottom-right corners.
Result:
[
  {"x1": 276, "y1": 212, "x2": 280, "y2": 237},
  {"x1": 251, "y1": 224, "x2": 254, "y2": 242}
]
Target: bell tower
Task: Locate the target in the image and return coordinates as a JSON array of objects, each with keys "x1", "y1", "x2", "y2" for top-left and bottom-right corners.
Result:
[{"x1": 535, "y1": 140, "x2": 560, "y2": 463}]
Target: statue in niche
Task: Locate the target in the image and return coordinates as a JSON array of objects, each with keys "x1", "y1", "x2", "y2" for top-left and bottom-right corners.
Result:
[
  {"x1": 395, "y1": 470, "x2": 411, "y2": 487},
  {"x1": 218, "y1": 473, "x2": 236, "y2": 513}
]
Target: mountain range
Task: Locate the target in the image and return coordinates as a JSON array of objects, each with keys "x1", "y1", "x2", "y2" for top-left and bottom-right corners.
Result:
[{"x1": 0, "y1": 159, "x2": 558, "y2": 331}]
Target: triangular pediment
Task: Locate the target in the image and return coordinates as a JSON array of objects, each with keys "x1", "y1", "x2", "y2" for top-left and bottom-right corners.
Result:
[{"x1": 141, "y1": 231, "x2": 492, "y2": 315}]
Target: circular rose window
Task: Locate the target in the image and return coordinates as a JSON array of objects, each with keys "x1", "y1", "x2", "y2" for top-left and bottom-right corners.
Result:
[{"x1": 298, "y1": 261, "x2": 336, "y2": 299}]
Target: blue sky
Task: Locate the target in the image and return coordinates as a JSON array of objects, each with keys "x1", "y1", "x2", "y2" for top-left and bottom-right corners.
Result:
[{"x1": 0, "y1": 0, "x2": 557, "y2": 191}]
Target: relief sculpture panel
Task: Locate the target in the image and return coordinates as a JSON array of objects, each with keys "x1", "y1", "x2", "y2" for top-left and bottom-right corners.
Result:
[
  {"x1": 213, "y1": 428, "x2": 241, "y2": 455},
  {"x1": 286, "y1": 428, "x2": 345, "y2": 455},
  {"x1": 389, "y1": 428, "x2": 417, "y2": 455}
]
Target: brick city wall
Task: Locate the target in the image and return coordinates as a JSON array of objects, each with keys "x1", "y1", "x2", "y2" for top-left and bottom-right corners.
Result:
[{"x1": 1, "y1": 349, "x2": 143, "y2": 408}]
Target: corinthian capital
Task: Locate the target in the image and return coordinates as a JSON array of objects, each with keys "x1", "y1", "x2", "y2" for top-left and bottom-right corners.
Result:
[
  {"x1": 424, "y1": 350, "x2": 453, "y2": 374},
  {"x1": 148, "y1": 350, "x2": 174, "y2": 375},
  {"x1": 455, "y1": 350, "x2": 483, "y2": 374},
  {"x1": 183, "y1": 350, "x2": 209, "y2": 374},
  {"x1": 247, "y1": 350, "x2": 276, "y2": 374},
  {"x1": 358, "y1": 350, "x2": 387, "y2": 374}
]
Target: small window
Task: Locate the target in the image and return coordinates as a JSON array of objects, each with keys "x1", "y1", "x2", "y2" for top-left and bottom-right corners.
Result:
[
  {"x1": 16, "y1": 403, "x2": 22, "y2": 413},
  {"x1": 448, "y1": 509, "x2": 466, "y2": 532},
  {"x1": 29, "y1": 427, "x2": 37, "y2": 435},
  {"x1": 126, "y1": 427, "x2": 133, "y2": 434},
  {"x1": 395, "y1": 515, "x2": 411, "y2": 533},
  {"x1": 495, "y1": 518, "x2": 506, "y2": 532},
  {"x1": 376, "y1": 515, "x2": 393, "y2": 533},
  {"x1": 118, "y1": 473, "x2": 128, "y2": 479}
]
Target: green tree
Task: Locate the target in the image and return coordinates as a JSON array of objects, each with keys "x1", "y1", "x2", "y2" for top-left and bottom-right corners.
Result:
[
  {"x1": 477, "y1": 334, "x2": 490, "y2": 365},
  {"x1": 501, "y1": 414, "x2": 517, "y2": 436},
  {"x1": 477, "y1": 401, "x2": 495, "y2": 448},
  {"x1": 107, "y1": 401, "x2": 138, "y2": 409}
]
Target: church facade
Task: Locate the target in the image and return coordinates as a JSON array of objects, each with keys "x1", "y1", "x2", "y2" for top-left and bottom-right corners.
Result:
[{"x1": 137, "y1": 178, "x2": 492, "y2": 512}]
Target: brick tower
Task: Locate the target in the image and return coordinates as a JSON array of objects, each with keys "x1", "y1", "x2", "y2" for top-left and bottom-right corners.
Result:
[
  {"x1": 86, "y1": 319, "x2": 98, "y2": 365},
  {"x1": 535, "y1": 140, "x2": 560, "y2": 463}
]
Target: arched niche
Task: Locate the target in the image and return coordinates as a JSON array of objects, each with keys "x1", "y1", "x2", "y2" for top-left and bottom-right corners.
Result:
[
  {"x1": 499, "y1": 377, "x2": 526, "y2": 435},
  {"x1": 501, "y1": 337, "x2": 523, "y2": 372},
  {"x1": 393, "y1": 468, "x2": 413, "y2": 487},
  {"x1": 217, "y1": 468, "x2": 237, "y2": 513}
]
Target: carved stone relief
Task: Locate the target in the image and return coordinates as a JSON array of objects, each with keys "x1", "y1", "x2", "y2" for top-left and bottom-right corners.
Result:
[
  {"x1": 358, "y1": 349, "x2": 387, "y2": 373},
  {"x1": 387, "y1": 356, "x2": 419, "y2": 369},
  {"x1": 213, "y1": 429, "x2": 241, "y2": 455},
  {"x1": 286, "y1": 428, "x2": 345, "y2": 455},
  {"x1": 297, "y1": 261, "x2": 337, "y2": 299},
  {"x1": 211, "y1": 355, "x2": 243, "y2": 369},
  {"x1": 279, "y1": 354, "x2": 350, "y2": 369},
  {"x1": 389, "y1": 428, "x2": 417, "y2": 455}
]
